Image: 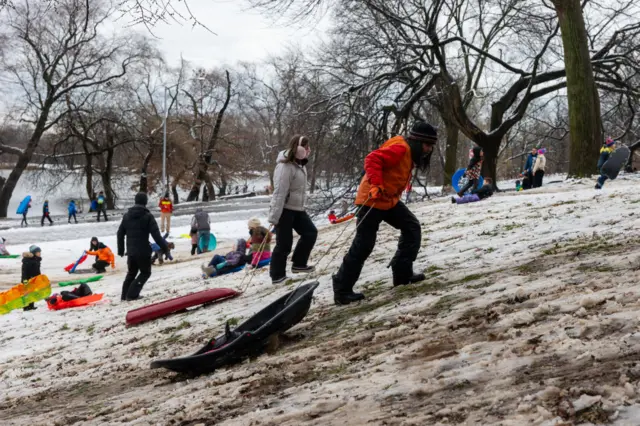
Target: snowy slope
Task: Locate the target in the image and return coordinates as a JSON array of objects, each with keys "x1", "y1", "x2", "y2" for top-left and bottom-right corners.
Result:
[{"x1": 2, "y1": 175, "x2": 640, "y2": 425}]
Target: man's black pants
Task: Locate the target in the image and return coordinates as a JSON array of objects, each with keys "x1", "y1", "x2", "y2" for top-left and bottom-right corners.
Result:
[
  {"x1": 333, "y1": 201, "x2": 421, "y2": 294},
  {"x1": 121, "y1": 255, "x2": 152, "y2": 300}
]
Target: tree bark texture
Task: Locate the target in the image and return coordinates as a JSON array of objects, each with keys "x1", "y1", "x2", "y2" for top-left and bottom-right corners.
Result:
[{"x1": 553, "y1": 0, "x2": 603, "y2": 177}]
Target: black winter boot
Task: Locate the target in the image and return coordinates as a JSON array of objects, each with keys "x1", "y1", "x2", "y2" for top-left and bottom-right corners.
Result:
[
  {"x1": 332, "y1": 275, "x2": 365, "y2": 306},
  {"x1": 393, "y1": 273, "x2": 426, "y2": 287}
]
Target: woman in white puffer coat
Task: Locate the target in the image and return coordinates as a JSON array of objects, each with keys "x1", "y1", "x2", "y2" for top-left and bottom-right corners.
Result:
[
  {"x1": 532, "y1": 148, "x2": 547, "y2": 188},
  {"x1": 268, "y1": 135, "x2": 317, "y2": 284}
]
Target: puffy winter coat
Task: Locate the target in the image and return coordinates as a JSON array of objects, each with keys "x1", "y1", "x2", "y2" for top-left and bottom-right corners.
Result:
[
  {"x1": 355, "y1": 136, "x2": 413, "y2": 211},
  {"x1": 268, "y1": 150, "x2": 308, "y2": 224},
  {"x1": 117, "y1": 205, "x2": 167, "y2": 258},
  {"x1": 225, "y1": 239, "x2": 247, "y2": 267},
  {"x1": 22, "y1": 252, "x2": 41, "y2": 282},
  {"x1": 68, "y1": 201, "x2": 76, "y2": 214},
  {"x1": 191, "y1": 210, "x2": 210, "y2": 231},
  {"x1": 249, "y1": 226, "x2": 272, "y2": 253},
  {"x1": 159, "y1": 198, "x2": 173, "y2": 214},
  {"x1": 42, "y1": 202, "x2": 49, "y2": 215},
  {"x1": 524, "y1": 153, "x2": 537, "y2": 174},
  {"x1": 86, "y1": 246, "x2": 115, "y2": 268},
  {"x1": 97, "y1": 195, "x2": 106, "y2": 209},
  {"x1": 472, "y1": 184, "x2": 494, "y2": 200},
  {"x1": 533, "y1": 154, "x2": 546, "y2": 173},
  {"x1": 597, "y1": 146, "x2": 613, "y2": 170},
  {"x1": 465, "y1": 147, "x2": 483, "y2": 180}
]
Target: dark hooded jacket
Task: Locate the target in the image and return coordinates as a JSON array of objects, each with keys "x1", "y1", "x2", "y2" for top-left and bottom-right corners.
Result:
[
  {"x1": 117, "y1": 205, "x2": 167, "y2": 258},
  {"x1": 22, "y1": 252, "x2": 42, "y2": 282}
]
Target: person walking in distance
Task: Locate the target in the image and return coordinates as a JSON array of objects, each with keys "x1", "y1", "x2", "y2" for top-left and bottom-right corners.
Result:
[
  {"x1": 268, "y1": 135, "x2": 317, "y2": 284},
  {"x1": 68, "y1": 200, "x2": 78, "y2": 224},
  {"x1": 332, "y1": 121, "x2": 437, "y2": 305},
  {"x1": 41, "y1": 200, "x2": 53, "y2": 226},
  {"x1": 158, "y1": 192, "x2": 173, "y2": 234},
  {"x1": 117, "y1": 192, "x2": 167, "y2": 301},
  {"x1": 191, "y1": 208, "x2": 211, "y2": 253},
  {"x1": 96, "y1": 191, "x2": 108, "y2": 222},
  {"x1": 21, "y1": 200, "x2": 31, "y2": 228}
]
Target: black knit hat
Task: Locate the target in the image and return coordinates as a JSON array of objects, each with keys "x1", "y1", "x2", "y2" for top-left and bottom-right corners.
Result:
[
  {"x1": 408, "y1": 121, "x2": 438, "y2": 144},
  {"x1": 135, "y1": 192, "x2": 148, "y2": 206}
]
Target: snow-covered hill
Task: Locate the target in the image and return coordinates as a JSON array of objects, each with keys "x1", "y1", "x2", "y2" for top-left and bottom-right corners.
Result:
[{"x1": 1, "y1": 174, "x2": 640, "y2": 425}]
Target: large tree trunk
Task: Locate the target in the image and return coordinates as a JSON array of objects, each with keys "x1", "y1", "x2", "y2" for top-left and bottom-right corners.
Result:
[
  {"x1": 0, "y1": 138, "x2": 43, "y2": 217},
  {"x1": 171, "y1": 168, "x2": 187, "y2": 205},
  {"x1": 443, "y1": 117, "x2": 459, "y2": 189},
  {"x1": 186, "y1": 70, "x2": 231, "y2": 202},
  {"x1": 552, "y1": 0, "x2": 602, "y2": 177},
  {"x1": 100, "y1": 147, "x2": 116, "y2": 209},
  {"x1": 139, "y1": 146, "x2": 154, "y2": 194},
  {"x1": 204, "y1": 173, "x2": 215, "y2": 201},
  {"x1": 481, "y1": 139, "x2": 500, "y2": 186}
]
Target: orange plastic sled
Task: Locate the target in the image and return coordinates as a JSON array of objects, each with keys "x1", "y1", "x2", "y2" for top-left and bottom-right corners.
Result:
[
  {"x1": 332, "y1": 213, "x2": 355, "y2": 224},
  {"x1": 47, "y1": 293, "x2": 104, "y2": 311}
]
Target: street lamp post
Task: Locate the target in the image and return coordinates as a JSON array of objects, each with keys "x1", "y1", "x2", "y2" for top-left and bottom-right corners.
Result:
[{"x1": 162, "y1": 84, "x2": 179, "y2": 195}]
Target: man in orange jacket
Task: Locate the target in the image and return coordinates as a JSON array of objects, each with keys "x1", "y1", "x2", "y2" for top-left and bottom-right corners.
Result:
[
  {"x1": 332, "y1": 121, "x2": 438, "y2": 305},
  {"x1": 158, "y1": 192, "x2": 173, "y2": 234},
  {"x1": 87, "y1": 243, "x2": 115, "y2": 273}
]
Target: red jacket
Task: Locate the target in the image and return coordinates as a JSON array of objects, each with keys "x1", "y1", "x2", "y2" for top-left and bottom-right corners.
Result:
[
  {"x1": 355, "y1": 136, "x2": 413, "y2": 210},
  {"x1": 328, "y1": 213, "x2": 337, "y2": 224},
  {"x1": 159, "y1": 198, "x2": 173, "y2": 214}
]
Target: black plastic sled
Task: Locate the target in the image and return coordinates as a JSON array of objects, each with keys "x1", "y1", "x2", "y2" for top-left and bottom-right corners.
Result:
[{"x1": 150, "y1": 281, "x2": 319, "y2": 375}]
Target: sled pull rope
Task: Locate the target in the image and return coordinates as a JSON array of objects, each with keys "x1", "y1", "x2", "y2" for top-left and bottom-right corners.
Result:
[
  {"x1": 283, "y1": 197, "x2": 376, "y2": 306},
  {"x1": 237, "y1": 227, "x2": 273, "y2": 293}
]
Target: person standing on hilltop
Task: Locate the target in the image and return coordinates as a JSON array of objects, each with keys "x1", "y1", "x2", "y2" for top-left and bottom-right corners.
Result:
[
  {"x1": 191, "y1": 208, "x2": 212, "y2": 253},
  {"x1": 331, "y1": 121, "x2": 437, "y2": 305},
  {"x1": 117, "y1": 192, "x2": 167, "y2": 301},
  {"x1": 158, "y1": 192, "x2": 173, "y2": 234}
]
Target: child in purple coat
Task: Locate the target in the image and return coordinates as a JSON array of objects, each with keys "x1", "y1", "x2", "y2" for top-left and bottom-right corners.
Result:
[{"x1": 201, "y1": 239, "x2": 247, "y2": 277}]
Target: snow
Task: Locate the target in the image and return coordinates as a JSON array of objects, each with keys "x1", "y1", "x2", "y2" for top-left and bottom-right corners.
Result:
[{"x1": 3, "y1": 174, "x2": 640, "y2": 424}]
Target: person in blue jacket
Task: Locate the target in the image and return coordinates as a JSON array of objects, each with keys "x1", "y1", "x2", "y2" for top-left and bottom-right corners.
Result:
[
  {"x1": 521, "y1": 147, "x2": 537, "y2": 190},
  {"x1": 595, "y1": 138, "x2": 616, "y2": 189},
  {"x1": 41, "y1": 200, "x2": 53, "y2": 226},
  {"x1": 68, "y1": 200, "x2": 78, "y2": 224}
]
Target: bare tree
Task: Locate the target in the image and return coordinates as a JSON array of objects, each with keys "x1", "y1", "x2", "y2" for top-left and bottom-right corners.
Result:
[{"x1": 0, "y1": 0, "x2": 149, "y2": 217}]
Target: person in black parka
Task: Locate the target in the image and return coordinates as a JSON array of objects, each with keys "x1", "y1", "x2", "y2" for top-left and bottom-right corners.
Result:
[
  {"x1": 117, "y1": 192, "x2": 168, "y2": 301},
  {"x1": 22, "y1": 245, "x2": 42, "y2": 311}
]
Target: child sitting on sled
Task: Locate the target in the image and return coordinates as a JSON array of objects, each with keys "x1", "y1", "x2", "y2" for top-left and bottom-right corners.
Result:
[
  {"x1": 151, "y1": 233, "x2": 174, "y2": 265},
  {"x1": 452, "y1": 178, "x2": 494, "y2": 204},
  {"x1": 201, "y1": 239, "x2": 247, "y2": 277},
  {"x1": 328, "y1": 210, "x2": 338, "y2": 224},
  {"x1": 247, "y1": 218, "x2": 272, "y2": 267}
]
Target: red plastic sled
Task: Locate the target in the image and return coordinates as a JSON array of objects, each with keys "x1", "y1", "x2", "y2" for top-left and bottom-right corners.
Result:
[
  {"x1": 126, "y1": 288, "x2": 240, "y2": 326},
  {"x1": 64, "y1": 254, "x2": 87, "y2": 272},
  {"x1": 332, "y1": 213, "x2": 355, "y2": 224},
  {"x1": 47, "y1": 293, "x2": 104, "y2": 311}
]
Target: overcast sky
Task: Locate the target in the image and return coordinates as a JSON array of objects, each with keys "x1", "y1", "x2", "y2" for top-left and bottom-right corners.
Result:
[{"x1": 122, "y1": 0, "x2": 329, "y2": 68}]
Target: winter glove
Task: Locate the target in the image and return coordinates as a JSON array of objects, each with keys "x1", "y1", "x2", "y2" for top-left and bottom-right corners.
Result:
[{"x1": 369, "y1": 186, "x2": 384, "y2": 200}]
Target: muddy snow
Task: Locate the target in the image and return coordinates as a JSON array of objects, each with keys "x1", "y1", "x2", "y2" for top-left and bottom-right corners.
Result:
[{"x1": 2, "y1": 176, "x2": 640, "y2": 425}]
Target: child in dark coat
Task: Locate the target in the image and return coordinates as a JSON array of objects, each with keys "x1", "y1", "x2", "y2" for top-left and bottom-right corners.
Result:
[
  {"x1": 595, "y1": 138, "x2": 616, "y2": 189},
  {"x1": 452, "y1": 178, "x2": 494, "y2": 204},
  {"x1": 22, "y1": 245, "x2": 42, "y2": 311},
  {"x1": 151, "y1": 233, "x2": 174, "y2": 264},
  {"x1": 201, "y1": 239, "x2": 247, "y2": 277},
  {"x1": 190, "y1": 228, "x2": 199, "y2": 255},
  {"x1": 41, "y1": 200, "x2": 53, "y2": 226}
]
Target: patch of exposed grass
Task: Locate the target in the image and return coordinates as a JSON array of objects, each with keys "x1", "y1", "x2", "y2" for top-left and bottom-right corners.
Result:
[
  {"x1": 550, "y1": 200, "x2": 577, "y2": 207},
  {"x1": 86, "y1": 325, "x2": 95, "y2": 335},
  {"x1": 504, "y1": 223, "x2": 524, "y2": 231},
  {"x1": 577, "y1": 264, "x2": 615, "y2": 273},
  {"x1": 60, "y1": 324, "x2": 69, "y2": 331}
]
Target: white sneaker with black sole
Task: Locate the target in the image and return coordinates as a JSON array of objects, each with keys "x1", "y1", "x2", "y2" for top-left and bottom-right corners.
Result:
[
  {"x1": 292, "y1": 265, "x2": 315, "y2": 274},
  {"x1": 272, "y1": 276, "x2": 288, "y2": 284}
]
